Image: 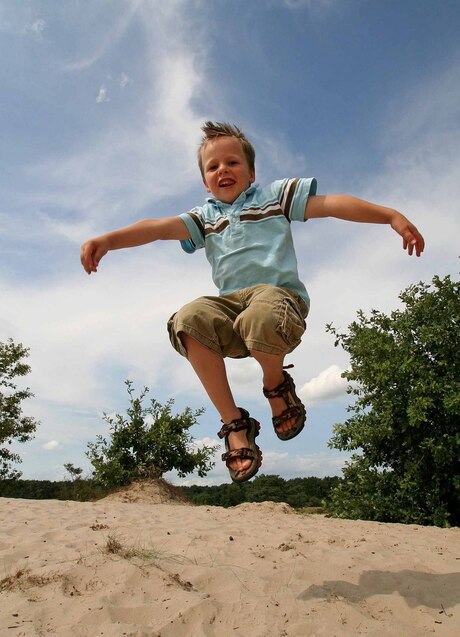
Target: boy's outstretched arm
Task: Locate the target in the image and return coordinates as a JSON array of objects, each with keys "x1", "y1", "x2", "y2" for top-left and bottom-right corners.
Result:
[
  {"x1": 305, "y1": 194, "x2": 425, "y2": 256},
  {"x1": 80, "y1": 217, "x2": 190, "y2": 274}
]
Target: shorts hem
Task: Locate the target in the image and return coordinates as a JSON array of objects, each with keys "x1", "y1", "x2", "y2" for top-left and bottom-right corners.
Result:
[
  {"x1": 244, "y1": 339, "x2": 295, "y2": 356},
  {"x1": 173, "y1": 324, "x2": 223, "y2": 358}
]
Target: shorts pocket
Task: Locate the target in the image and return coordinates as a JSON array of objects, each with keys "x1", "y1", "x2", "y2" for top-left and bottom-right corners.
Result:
[{"x1": 276, "y1": 297, "x2": 307, "y2": 347}]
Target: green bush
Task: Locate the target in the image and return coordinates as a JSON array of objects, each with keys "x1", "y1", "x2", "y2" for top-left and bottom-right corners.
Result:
[
  {"x1": 0, "y1": 339, "x2": 39, "y2": 478},
  {"x1": 327, "y1": 274, "x2": 460, "y2": 526},
  {"x1": 86, "y1": 380, "x2": 217, "y2": 488}
]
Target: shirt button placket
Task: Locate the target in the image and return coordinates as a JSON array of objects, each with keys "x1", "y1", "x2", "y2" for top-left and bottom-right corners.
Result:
[{"x1": 231, "y1": 205, "x2": 242, "y2": 235}]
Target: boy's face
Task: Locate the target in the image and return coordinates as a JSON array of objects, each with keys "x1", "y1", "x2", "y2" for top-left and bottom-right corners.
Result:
[{"x1": 201, "y1": 136, "x2": 255, "y2": 204}]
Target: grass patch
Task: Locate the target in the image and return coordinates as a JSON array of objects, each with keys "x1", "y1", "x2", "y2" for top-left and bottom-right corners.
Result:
[
  {"x1": 295, "y1": 506, "x2": 325, "y2": 515},
  {"x1": 102, "y1": 533, "x2": 168, "y2": 562},
  {"x1": 0, "y1": 566, "x2": 60, "y2": 592}
]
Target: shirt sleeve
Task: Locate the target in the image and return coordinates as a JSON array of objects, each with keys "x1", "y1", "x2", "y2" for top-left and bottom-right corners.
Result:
[
  {"x1": 179, "y1": 209, "x2": 206, "y2": 253},
  {"x1": 276, "y1": 177, "x2": 317, "y2": 222}
]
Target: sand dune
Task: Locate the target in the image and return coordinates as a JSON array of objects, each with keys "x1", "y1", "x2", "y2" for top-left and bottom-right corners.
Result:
[{"x1": 1, "y1": 492, "x2": 459, "y2": 636}]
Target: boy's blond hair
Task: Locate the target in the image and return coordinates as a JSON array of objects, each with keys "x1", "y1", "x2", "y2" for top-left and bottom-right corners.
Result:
[{"x1": 197, "y1": 121, "x2": 256, "y2": 177}]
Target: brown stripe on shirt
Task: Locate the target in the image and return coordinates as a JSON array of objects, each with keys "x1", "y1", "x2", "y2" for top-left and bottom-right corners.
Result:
[
  {"x1": 240, "y1": 207, "x2": 285, "y2": 223},
  {"x1": 204, "y1": 218, "x2": 230, "y2": 237},
  {"x1": 187, "y1": 211, "x2": 206, "y2": 239},
  {"x1": 281, "y1": 178, "x2": 299, "y2": 221}
]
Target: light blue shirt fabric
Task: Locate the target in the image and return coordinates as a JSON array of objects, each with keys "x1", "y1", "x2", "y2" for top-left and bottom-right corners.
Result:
[{"x1": 179, "y1": 178, "x2": 317, "y2": 307}]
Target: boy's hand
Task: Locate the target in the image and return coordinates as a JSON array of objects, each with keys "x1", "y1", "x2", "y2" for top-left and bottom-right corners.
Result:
[
  {"x1": 390, "y1": 213, "x2": 425, "y2": 257},
  {"x1": 80, "y1": 238, "x2": 109, "y2": 274}
]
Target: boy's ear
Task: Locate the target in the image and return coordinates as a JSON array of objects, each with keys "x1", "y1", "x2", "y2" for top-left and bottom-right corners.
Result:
[
  {"x1": 202, "y1": 177, "x2": 211, "y2": 193},
  {"x1": 249, "y1": 170, "x2": 256, "y2": 184}
]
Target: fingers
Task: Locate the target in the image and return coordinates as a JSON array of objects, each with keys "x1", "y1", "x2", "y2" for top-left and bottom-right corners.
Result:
[
  {"x1": 80, "y1": 241, "x2": 101, "y2": 274},
  {"x1": 80, "y1": 245, "x2": 91, "y2": 274},
  {"x1": 391, "y1": 213, "x2": 424, "y2": 257},
  {"x1": 403, "y1": 229, "x2": 425, "y2": 257}
]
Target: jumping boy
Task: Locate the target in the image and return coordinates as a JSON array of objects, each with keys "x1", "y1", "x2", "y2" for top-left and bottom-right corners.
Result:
[{"x1": 80, "y1": 121, "x2": 424, "y2": 484}]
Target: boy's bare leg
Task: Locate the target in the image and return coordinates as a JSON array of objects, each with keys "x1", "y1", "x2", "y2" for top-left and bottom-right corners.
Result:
[
  {"x1": 181, "y1": 334, "x2": 252, "y2": 472},
  {"x1": 249, "y1": 350, "x2": 298, "y2": 434}
]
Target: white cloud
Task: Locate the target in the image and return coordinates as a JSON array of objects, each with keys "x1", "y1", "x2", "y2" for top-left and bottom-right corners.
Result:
[
  {"x1": 0, "y1": 250, "x2": 212, "y2": 412},
  {"x1": 261, "y1": 450, "x2": 348, "y2": 477},
  {"x1": 192, "y1": 436, "x2": 220, "y2": 450},
  {"x1": 43, "y1": 440, "x2": 60, "y2": 450},
  {"x1": 299, "y1": 365, "x2": 349, "y2": 405},
  {"x1": 2, "y1": 2, "x2": 459, "y2": 485},
  {"x1": 226, "y1": 358, "x2": 261, "y2": 387}
]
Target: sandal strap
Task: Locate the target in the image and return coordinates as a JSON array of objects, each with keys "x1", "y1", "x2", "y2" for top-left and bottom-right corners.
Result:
[
  {"x1": 218, "y1": 408, "x2": 262, "y2": 482},
  {"x1": 263, "y1": 377, "x2": 291, "y2": 399},
  {"x1": 264, "y1": 370, "x2": 307, "y2": 440},
  {"x1": 218, "y1": 420, "x2": 249, "y2": 439},
  {"x1": 222, "y1": 447, "x2": 256, "y2": 463},
  {"x1": 217, "y1": 408, "x2": 251, "y2": 439},
  {"x1": 273, "y1": 405, "x2": 305, "y2": 429}
]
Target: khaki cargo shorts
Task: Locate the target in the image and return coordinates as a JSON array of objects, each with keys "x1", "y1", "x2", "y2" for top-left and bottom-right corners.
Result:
[{"x1": 167, "y1": 284, "x2": 309, "y2": 359}]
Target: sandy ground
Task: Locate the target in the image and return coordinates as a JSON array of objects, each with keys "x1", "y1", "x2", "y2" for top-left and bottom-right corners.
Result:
[{"x1": 1, "y1": 489, "x2": 459, "y2": 637}]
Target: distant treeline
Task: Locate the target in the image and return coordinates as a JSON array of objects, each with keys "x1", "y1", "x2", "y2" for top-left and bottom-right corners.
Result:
[
  {"x1": 182, "y1": 474, "x2": 341, "y2": 508},
  {"x1": 0, "y1": 479, "x2": 109, "y2": 502},
  {"x1": 0, "y1": 474, "x2": 341, "y2": 508}
]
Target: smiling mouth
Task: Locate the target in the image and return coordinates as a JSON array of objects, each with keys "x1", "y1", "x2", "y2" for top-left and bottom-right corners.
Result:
[{"x1": 219, "y1": 179, "x2": 235, "y2": 187}]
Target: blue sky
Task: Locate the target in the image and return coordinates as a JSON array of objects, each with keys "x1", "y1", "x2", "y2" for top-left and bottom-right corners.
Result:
[{"x1": 1, "y1": 0, "x2": 459, "y2": 485}]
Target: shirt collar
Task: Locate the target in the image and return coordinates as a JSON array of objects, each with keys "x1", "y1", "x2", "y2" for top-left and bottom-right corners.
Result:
[{"x1": 206, "y1": 183, "x2": 258, "y2": 206}]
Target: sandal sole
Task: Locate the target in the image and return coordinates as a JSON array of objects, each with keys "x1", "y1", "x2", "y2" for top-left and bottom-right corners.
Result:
[{"x1": 275, "y1": 415, "x2": 306, "y2": 441}]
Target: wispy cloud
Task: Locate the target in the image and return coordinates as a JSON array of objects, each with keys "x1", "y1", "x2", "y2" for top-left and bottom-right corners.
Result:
[
  {"x1": 119, "y1": 72, "x2": 132, "y2": 88},
  {"x1": 25, "y1": 18, "x2": 46, "y2": 39},
  {"x1": 2, "y1": 1, "x2": 458, "y2": 484},
  {"x1": 0, "y1": 5, "x2": 46, "y2": 36},
  {"x1": 63, "y1": 0, "x2": 141, "y2": 71},
  {"x1": 276, "y1": 0, "x2": 336, "y2": 13},
  {"x1": 383, "y1": 54, "x2": 460, "y2": 149},
  {"x1": 22, "y1": 5, "x2": 210, "y2": 239},
  {"x1": 95, "y1": 85, "x2": 110, "y2": 103}
]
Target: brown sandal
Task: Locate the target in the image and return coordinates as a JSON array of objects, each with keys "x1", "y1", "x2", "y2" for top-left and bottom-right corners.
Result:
[
  {"x1": 263, "y1": 370, "x2": 306, "y2": 441},
  {"x1": 217, "y1": 408, "x2": 262, "y2": 483}
]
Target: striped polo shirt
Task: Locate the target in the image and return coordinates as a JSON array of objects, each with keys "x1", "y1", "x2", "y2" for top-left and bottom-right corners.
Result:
[{"x1": 179, "y1": 177, "x2": 317, "y2": 307}]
